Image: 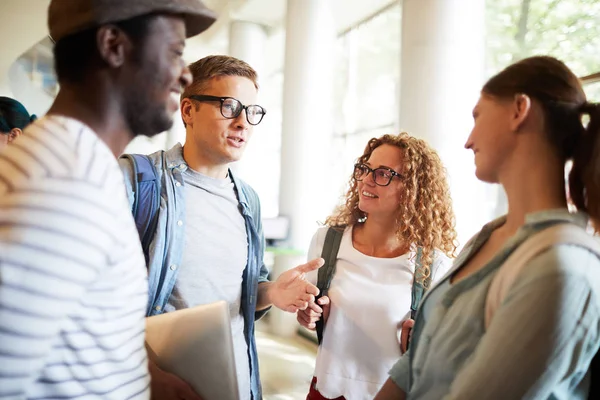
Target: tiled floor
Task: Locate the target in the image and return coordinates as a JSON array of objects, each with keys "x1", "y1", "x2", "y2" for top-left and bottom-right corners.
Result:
[{"x1": 256, "y1": 326, "x2": 317, "y2": 400}]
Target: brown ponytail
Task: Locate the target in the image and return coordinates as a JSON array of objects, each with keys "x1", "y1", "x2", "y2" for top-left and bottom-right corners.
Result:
[{"x1": 569, "y1": 102, "x2": 600, "y2": 230}]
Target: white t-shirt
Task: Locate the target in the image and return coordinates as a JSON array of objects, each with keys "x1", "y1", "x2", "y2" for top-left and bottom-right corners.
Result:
[
  {"x1": 165, "y1": 167, "x2": 250, "y2": 400},
  {"x1": 306, "y1": 225, "x2": 450, "y2": 400},
  {"x1": 0, "y1": 116, "x2": 149, "y2": 399}
]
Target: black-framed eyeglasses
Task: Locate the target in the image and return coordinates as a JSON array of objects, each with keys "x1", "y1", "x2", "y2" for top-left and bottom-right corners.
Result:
[
  {"x1": 188, "y1": 95, "x2": 266, "y2": 126},
  {"x1": 353, "y1": 163, "x2": 402, "y2": 186}
]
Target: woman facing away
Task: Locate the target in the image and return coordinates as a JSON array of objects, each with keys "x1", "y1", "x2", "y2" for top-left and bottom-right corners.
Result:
[
  {"x1": 375, "y1": 56, "x2": 600, "y2": 400},
  {"x1": 0, "y1": 96, "x2": 36, "y2": 151},
  {"x1": 297, "y1": 133, "x2": 458, "y2": 400}
]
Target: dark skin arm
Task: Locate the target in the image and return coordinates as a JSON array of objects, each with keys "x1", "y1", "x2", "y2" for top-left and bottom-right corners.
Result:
[{"x1": 145, "y1": 342, "x2": 204, "y2": 400}]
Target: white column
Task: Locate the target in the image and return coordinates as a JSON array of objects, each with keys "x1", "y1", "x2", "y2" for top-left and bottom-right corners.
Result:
[
  {"x1": 399, "y1": 0, "x2": 492, "y2": 245},
  {"x1": 229, "y1": 21, "x2": 267, "y2": 76},
  {"x1": 279, "y1": 0, "x2": 335, "y2": 252},
  {"x1": 271, "y1": 0, "x2": 335, "y2": 337},
  {"x1": 228, "y1": 21, "x2": 268, "y2": 178}
]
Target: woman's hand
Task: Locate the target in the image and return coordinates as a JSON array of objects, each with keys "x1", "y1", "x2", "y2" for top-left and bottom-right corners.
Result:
[
  {"x1": 296, "y1": 295, "x2": 330, "y2": 329},
  {"x1": 400, "y1": 318, "x2": 414, "y2": 354}
]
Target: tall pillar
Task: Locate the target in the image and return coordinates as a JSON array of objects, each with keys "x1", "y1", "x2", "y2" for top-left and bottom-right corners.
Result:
[
  {"x1": 229, "y1": 20, "x2": 267, "y2": 76},
  {"x1": 271, "y1": 0, "x2": 335, "y2": 337},
  {"x1": 399, "y1": 0, "x2": 492, "y2": 245},
  {"x1": 279, "y1": 0, "x2": 335, "y2": 251},
  {"x1": 227, "y1": 20, "x2": 268, "y2": 179}
]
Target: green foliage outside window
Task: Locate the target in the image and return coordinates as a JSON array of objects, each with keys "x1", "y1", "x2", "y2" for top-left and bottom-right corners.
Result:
[{"x1": 486, "y1": 0, "x2": 600, "y2": 101}]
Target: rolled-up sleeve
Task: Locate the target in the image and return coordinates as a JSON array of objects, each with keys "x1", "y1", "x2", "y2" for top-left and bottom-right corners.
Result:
[
  {"x1": 254, "y1": 195, "x2": 271, "y2": 320},
  {"x1": 389, "y1": 351, "x2": 411, "y2": 392}
]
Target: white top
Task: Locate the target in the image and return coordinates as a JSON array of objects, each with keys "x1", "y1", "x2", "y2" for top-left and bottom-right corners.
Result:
[
  {"x1": 306, "y1": 225, "x2": 450, "y2": 400},
  {"x1": 0, "y1": 116, "x2": 149, "y2": 399},
  {"x1": 165, "y1": 167, "x2": 250, "y2": 400}
]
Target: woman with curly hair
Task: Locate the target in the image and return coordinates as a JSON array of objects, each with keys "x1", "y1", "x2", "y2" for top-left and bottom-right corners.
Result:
[
  {"x1": 376, "y1": 56, "x2": 600, "y2": 400},
  {"x1": 297, "y1": 132, "x2": 458, "y2": 400}
]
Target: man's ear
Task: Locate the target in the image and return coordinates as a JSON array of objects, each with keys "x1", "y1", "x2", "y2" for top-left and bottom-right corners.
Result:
[
  {"x1": 510, "y1": 93, "x2": 532, "y2": 132},
  {"x1": 181, "y1": 98, "x2": 195, "y2": 127},
  {"x1": 8, "y1": 128, "x2": 22, "y2": 143},
  {"x1": 96, "y1": 25, "x2": 130, "y2": 68}
]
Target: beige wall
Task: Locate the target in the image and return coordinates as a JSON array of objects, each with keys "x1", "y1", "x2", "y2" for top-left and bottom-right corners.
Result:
[{"x1": 0, "y1": 0, "x2": 50, "y2": 96}]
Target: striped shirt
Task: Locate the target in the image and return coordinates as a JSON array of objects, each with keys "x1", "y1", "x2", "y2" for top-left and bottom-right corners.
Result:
[{"x1": 0, "y1": 116, "x2": 150, "y2": 399}]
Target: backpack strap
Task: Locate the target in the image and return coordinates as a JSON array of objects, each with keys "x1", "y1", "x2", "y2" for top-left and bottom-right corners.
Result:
[
  {"x1": 314, "y1": 232, "x2": 437, "y2": 343},
  {"x1": 120, "y1": 153, "x2": 161, "y2": 265},
  {"x1": 410, "y1": 247, "x2": 425, "y2": 320},
  {"x1": 315, "y1": 226, "x2": 345, "y2": 345},
  {"x1": 485, "y1": 223, "x2": 600, "y2": 329},
  {"x1": 409, "y1": 247, "x2": 440, "y2": 320}
]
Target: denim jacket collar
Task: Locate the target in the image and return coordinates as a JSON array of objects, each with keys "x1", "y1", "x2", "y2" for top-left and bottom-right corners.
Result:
[{"x1": 164, "y1": 143, "x2": 251, "y2": 215}]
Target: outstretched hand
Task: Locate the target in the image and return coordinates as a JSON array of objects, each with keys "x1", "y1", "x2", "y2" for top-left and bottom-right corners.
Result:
[{"x1": 269, "y1": 258, "x2": 324, "y2": 313}]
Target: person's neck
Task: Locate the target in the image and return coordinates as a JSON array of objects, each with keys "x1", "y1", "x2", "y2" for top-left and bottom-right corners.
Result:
[
  {"x1": 47, "y1": 83, "x2": 133, "y2": 158},
  {"x1": 500, "y1": 142, "x2": 567, "y2": 236},
  {"x1": 182, "y1": 144, "x2": 229, "y2": 179},
  {"x1": 354, "y1": 214, "x2": 405, "y2": 254}
]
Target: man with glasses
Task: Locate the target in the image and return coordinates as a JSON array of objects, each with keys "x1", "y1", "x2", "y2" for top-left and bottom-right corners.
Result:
[{"x1": 119, "y1": 55, "x2": 323, "y2": 400}]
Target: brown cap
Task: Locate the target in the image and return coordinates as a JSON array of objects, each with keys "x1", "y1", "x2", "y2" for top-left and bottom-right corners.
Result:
[{"x1": 48, "y1": 0, "x2": 217, "y2": 42}]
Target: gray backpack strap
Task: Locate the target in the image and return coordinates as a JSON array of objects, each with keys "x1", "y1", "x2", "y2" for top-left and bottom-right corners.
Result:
[
  {"x1": 410, "y1": 247, "x2": 424, "y2": 319},
  {"x1": 315, "y1": 226, "x2": 345, "y2": 345},
  {"x1": 410, "y1": 247, "x2": 438, "y2": 320}
]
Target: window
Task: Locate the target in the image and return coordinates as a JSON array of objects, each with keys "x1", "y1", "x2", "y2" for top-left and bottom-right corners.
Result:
[
  {"x1": 485, "y1": 0, "x2": 600, "y2": 218},
  {"x1": 486, "y1": 0, "x2": 600, "y2": 96},
  {"x1": 330, "y1": 3, "x2": 403, "y2": 208}
]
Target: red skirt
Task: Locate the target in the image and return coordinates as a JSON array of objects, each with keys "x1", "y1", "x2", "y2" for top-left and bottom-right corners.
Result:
[{"x1": 306, "y1": 377, "x2": 347, "y2": 400}]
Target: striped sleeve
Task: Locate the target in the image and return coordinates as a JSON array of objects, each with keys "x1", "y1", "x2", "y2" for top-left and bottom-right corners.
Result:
[{"x1": 0, "y1": 174, "x2": 115, "y2": 396}]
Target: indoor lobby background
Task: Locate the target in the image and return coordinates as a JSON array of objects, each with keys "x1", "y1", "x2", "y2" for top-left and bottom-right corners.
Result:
[{"x1": 1, "y1": 0, "x2": 599, "y2": 398}]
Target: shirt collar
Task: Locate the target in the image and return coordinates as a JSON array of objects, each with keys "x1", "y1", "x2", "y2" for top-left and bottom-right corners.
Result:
[
  {"x1": 165, "y1": 143, "x2": 187, "y2": 171},
  {"x1": 481, "y1": 208, "x2": 589, "y2": 237},
  {"x1": 164, "y1": 143, "x2": 250, "y2": 211},
  {"x1": 524, "y1": 208, "x2": 588, "y2": 228}
]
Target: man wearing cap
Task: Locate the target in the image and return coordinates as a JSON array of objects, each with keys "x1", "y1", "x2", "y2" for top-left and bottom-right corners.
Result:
[{"x1": 0, "y1": 1, "x2": 215, "y2": 399}]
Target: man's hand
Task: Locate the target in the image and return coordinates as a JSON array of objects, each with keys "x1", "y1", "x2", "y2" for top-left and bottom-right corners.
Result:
[
  {"x1": 399, "y1": 318, "x2": 414, "y2": 354},
  {"x1": 297, "y1": 295, "x2": 330, "y2": 330},
  {"x1": 148, "y1": 358, "x2": 204, "y2": 400},
  {"x1": 267, "y1": 258, "x2": 324, "y2": 313}
]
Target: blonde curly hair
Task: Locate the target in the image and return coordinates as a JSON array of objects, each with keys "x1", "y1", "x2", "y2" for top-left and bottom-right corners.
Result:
[{"x1": 326, "y1": 133, "x2": 458, "y2": 287}]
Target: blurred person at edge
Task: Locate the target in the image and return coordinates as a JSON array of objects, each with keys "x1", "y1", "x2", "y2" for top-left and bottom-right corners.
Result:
[{"x1": 0, "y1": 96, "x2": 36, "y2": 151}]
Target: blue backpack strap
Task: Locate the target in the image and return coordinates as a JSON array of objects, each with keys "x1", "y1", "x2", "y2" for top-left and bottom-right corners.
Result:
[
  {"x1": 120, "y1": 153, "x2": 161, "y2": 265},
  {"x1": 315, "y1": 226, "x2": 345, "y2": 345}
]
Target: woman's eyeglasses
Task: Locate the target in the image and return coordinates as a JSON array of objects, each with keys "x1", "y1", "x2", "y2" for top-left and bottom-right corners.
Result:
[{"x1": 353, "y1": 163, "x2": 402, "y2": 186}]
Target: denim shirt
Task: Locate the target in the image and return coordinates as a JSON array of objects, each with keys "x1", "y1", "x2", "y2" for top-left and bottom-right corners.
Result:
[
  {"x1": 389, "y1": 209, "x2": 600, "y2": 400},
  {"x1": 119, "y1": 143, "x2": 269, "y2": 400}
]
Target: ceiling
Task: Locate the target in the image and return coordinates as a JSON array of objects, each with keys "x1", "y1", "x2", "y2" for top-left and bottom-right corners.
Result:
[
  {"x1": 0, "y1": 0, "x2": 398, "y2": 95},
  {"x1": 185, "y1": 0, "x2": 398, "y2": 63}
]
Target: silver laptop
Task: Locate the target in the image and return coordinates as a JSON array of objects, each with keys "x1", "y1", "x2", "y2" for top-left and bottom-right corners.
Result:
[{"x1": 145, "y1": 301, "x2": 240, "y2": 400}]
